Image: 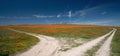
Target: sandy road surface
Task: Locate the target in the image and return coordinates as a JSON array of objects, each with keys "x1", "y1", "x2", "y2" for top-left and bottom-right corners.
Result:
[
  {"x1": 94, "y1": 29, "x2": 116, "y2": 56},
  {"x1": 55, "y1": 29, "x2": 114, "y2": 56},
  {"x1": 9, "y1": 29, "x2": 61, "y2": 56}
]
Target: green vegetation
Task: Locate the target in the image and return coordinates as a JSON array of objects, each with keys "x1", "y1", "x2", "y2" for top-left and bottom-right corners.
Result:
[
  {"x1": 0, "y1": 26, "x2": 114, "y2": 56},
  {"x1": 111, "y1": 28, "x2": 120, "y2": 56},
  {"x1": 14, "y1": 27, "x2": 111, "y2": 39},
  {"x1": 0, "y1": 28, "x2": 39, "y2": 56},
  {"x1": 13, "y1": 27, "x2": 112, "y2": 51}
]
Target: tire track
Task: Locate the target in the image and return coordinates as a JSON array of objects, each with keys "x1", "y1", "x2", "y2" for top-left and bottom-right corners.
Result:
[
  {"x1": 55, "y1": 29, "x2": 114, "y2": 56},
  {"x1": 94, "y1": 29, "x2": 116, "y2": 56}
]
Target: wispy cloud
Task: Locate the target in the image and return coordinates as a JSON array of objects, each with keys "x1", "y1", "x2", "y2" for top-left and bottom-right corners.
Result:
[
  {"x1": 68, "y1": 11, "x2": 72, "y2": 18},
  {"x1": 73, "y1": 5, "x2": 102, "y2": 17},
  {"x1": 56, "y1": 14, "x2": 61, "y2": 18},
  {"x1": 101, "y1": 11, "x2": 107, "y2": 15},
  {"x1": 87, "y1": 20, "x2": 114, "y2": 25},
  {"x1": 79, "y1": 11, "x2": 86, "y2": 17},
  {"x1": 67, "y1": 4, "x2": 109, "y2": 17},
  {"x1": 33, "y1": 11, "x2": 73, "y2": 18},
  {"x1": 0, "y1": 16, "x2": 30, "y2": 19},
  {"x1": 0, "y1": 5, "x2": 105, "y2": 19},
  {"x1": 33, "y1": 15, "x2": 55, "y2": 18},
  {"x1": 71, "y1": 20, "x2": 115, "y2": 25}
]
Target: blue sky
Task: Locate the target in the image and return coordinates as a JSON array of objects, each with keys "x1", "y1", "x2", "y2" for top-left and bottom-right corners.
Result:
[{"x1": 0, "y1": 0, "x2": 120, "y2": 26}]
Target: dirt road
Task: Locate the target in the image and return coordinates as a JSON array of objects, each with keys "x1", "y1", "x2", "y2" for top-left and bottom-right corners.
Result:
[
  {"x1": 55, "y1": 29, "x2": 115, "y2": 56},
  {"x1": 9, "y1": 29, "x2": 61, "y2": 56},
  {"x1": 9, "y1": 29, "x2": 115, "y2": 56},
  {"x1": 95, "y1": 29, "x2": 116, "y2": 56}
]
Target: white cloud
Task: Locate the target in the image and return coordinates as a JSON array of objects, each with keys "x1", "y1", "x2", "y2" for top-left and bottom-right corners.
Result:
[
  {"x1": 101, "y1": 11, "x2": 107, "y2": 15},
  {"x1": 57, "y1": 14, "x2": 61, "y2": 18},
  {"x1": 74, "y1": 5, "x2": 102, "y2": 17},
  {"x1": 33, "y1": 15, "x2": 55, "y2": 18},
  {"x1": 79, "y1": 11, "x2": 86, "y2": 17},
  {"x1": 71, "y1": 20, "x2": 115, "y2": 26},
  {"x1": 0, "y1": 5, "x2": 105, "y2": 19},
  {"x1": 68, "y1": 11, "x2": 72, "y2": 18},
  {"x1": 87, "y1": 20, "x2": 114, "y2": 25},
  {"x1": 0, "y1": 16, "x2": 30, "y2": 19},
  {"x1": 33, "y1": 11, "x2": 73, "y2": 18}
]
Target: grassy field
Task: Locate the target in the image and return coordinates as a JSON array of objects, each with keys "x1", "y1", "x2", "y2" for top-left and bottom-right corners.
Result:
[
  {"x1": 0, "y1": 25, "x2": 119, "y2": 56},
  {"x1": 111, "y1": 27, "x2": 120, "y2": 56},
  {"x1": 9, "y1": 25, "x2": 112, "y2": 51},
  {"x1": 9, "y1": 25, "x2": 112, "y2": 39},
  {"x1": 0, "y1": 28, "x2": 39, "y2": 56}
]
